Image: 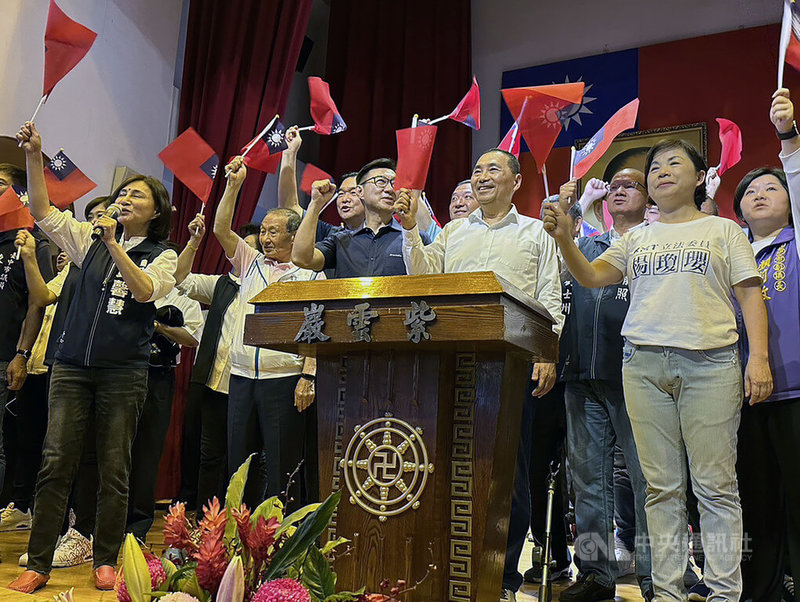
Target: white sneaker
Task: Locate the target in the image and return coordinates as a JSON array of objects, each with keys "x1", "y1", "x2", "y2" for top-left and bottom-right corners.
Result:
[
  {"x1": 615, "y1": 535, "x2": 635, "y2": 577},
  {"x1": 0, "y1": 503, "x2": 32, "y2": 531},
  {"x1": 19, "y1": 534, "x2": 64, "y2": 567},
  {"x1": 52, "y1": 528, "x2": 93, "y2": 568}
]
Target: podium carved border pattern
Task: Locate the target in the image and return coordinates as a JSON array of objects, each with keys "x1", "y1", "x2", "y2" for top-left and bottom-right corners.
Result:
[
  {"x1": 328, "y1": 358, "x2": 348, "y2": 541},
  {"x1": 449, "y1": 353, "x2": 476, "y2": 601}
]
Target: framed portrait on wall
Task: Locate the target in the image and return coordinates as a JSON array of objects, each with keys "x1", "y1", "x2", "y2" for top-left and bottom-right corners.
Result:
[{"x1": 574, "y1": 122, "x2": 707, "y2": 230}]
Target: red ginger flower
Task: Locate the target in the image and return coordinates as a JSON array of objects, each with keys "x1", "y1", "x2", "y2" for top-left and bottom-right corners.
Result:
[
  {"x1": 115, "y1": 557, "x2": 167, "y2": 602},
  {"x1": 248, "y1": 516, "x2": 280, "y2": 564},
  {"x1": 164, "y1": 501, "x2": 198, "y2": 553},
  {"x1": 192, "y1": 497, "x2": 228, "y2": 594},
  {"x1": 231, "y1": 504, "x2": 252, "y2": 551},
  {"x1": 252, "y1": 579, "x2": 311, "y2": 602}
]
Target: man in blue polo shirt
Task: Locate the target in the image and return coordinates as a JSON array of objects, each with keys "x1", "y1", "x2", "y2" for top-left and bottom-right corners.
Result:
[{"x1": 291, "y1": 158, "x2": 429, "y2": 277}]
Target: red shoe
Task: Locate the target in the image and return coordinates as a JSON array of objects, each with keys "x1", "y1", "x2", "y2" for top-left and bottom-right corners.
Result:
[
  {"x1": 8, "y1": 570, "x2": 49, "y2": 593},
  {"x1": 94, "y1": 565, "x2": 116, "y2": 590}
]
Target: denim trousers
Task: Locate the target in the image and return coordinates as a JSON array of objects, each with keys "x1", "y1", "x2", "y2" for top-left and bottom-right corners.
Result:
[
  {"x1": 565, "y1": 379, "x2": 652, "y2": 594},
  {"x1": 622, "y1": 342, "x2": 743, "y2": 602},
  {"x1": 27, "y1": 362, "x2": 147, "y2": 573}
]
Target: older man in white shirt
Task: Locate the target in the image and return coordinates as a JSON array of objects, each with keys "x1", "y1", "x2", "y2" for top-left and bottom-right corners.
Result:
[{"x1": 394, "y1": 147, "x2": 563, "y2": 602}]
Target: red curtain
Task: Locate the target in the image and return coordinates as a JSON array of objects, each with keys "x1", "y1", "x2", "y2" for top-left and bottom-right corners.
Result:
[
  {"x1": 318, "y1": 0, "x2": 472, "y2": 226},
  {"x1": 156, "y1": 0, "x2": 313, "y2": 499}
]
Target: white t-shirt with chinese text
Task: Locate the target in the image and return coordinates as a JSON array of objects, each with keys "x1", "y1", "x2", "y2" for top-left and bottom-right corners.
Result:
[{"x1": 598, "y1": 215, "x2": 760, "y2": 349}]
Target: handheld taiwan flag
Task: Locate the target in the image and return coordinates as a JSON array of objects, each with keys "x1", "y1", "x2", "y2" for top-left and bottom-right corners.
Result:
[
  {"x1": 158, "y1": 128, "x2": 219, "y2": 204},
  {"x1": 779, "y1": 0, "x2": 800, "y2": 87},
  {"x1": 501, "y1": 82, "x2": 585, "y2": 173},
  {"x1": 395, "y1": 125, "x2": 438, "y2": 190},
  {"x1": 241, "y1": 117, "x2": 287, "y2": 173},
  {"x1": 715, "y1": 118, "x2": 743, "y2": 175},
  {"x1": 448, "y1": 76, "x2": 481, "y2": 130},
  {"x1": 308, "y1": 77, "x2": 347, "y2": 135},
  {"x1": 43, "y1": 150, "x2": 97, "y2": 209},
  {"x1": 300, "y1": 164, "x2": 334, "y2": 196},
  {"x1": 43, "y1": 0, "x2": 97, "y2": 97},
  {"x1": 0, "y1": 186, "x2": 24, "y2": 218},
  {"x1": 571, "y1": 98, "x2": 639, "y2": 180},
  {"x1": 498, "y1": 99, "x2": 528, "y2": 159}
]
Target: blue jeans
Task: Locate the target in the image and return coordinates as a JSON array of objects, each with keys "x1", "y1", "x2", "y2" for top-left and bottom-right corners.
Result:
[
  {"x1": 27, "y1": 362, "x2": 147, "y2": 572},
  {"x1": 565, "y1": 379, "x2": 652, "y2": 594},
  {"x1": 622, "y1": 342, "x2": 743, "y2": 602}
]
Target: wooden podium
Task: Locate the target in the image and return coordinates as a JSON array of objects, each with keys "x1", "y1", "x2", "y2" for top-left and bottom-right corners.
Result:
[{"x1": 245, "y1": 272, "x2": 557, "y2": 601}]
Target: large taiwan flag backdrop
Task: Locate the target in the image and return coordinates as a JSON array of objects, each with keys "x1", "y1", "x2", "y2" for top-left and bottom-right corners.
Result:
[
  {"x1": 501, "y1": 25, "x2": 800, "y2": 220},
  {"x1": 43, "y1": 0, "x2": 98, "y2": 97},
  {"x1": 44, "y1": 150, "x2": 97, "y2": 208},
  {"x1": 158, "y1": 128, "x2": 219, "y2": 204}
]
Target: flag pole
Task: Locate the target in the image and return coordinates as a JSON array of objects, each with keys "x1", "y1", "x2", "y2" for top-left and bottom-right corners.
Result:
[
  {"x1": 569, "y1": 146, "x2": 576, "y2": 181},
  {"x1": 411, "y1": 114, "x2": 419, "y2": 128},
  {"x1": 297, "y1": 125, "x2": 315, "y2": 132},
  {"x1": 779, "y1": 0, "x2": 792, "y2": 89},
  {"x1": 241, "y1": 114, "x2": 279, "y2": 158},
  {"x1": 30, "y1": 95, "x2": 48, "y2": 122},
  {"x1": 320, "y1": 191, "x2": 339, "y2": 214},
  {"x1": 427, "y1": 114, "x2": 449, "y2": 125},
  {"x1": 18, "y1": 95, "x2": 48, "y2": 148},
  {"x1": 542, "y1": 164, "x2": 550, "y2": 198}
]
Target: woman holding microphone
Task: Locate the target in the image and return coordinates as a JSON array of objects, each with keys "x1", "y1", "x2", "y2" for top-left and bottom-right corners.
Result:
[{"x1": 10, "y1": 122, "x2": 176, "y2": 594}]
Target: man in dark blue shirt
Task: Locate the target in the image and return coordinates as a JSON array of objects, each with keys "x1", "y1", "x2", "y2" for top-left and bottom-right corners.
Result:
[{"x1": 292, "y1": 158, "x2": 428, "y2": 277}]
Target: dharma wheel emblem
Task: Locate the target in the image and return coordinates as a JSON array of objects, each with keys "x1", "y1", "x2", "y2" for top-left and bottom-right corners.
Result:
[{"x1": 340, "y1": 413, "x2": 434, "y2": 522}]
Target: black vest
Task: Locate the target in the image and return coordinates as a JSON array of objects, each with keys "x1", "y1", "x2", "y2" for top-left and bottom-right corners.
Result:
[
  {"x1": 45, "y1": 264, "x2": 81, "y2": 367},
  {"x1": 190, "y1": 274, "x2": 239, "y2": 386},
  {"x1": 55, "y1": 236, "x2": 168, "y2": 368}
]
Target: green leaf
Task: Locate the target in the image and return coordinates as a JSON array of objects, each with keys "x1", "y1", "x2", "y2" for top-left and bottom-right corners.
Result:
[
  {"x1": 250, "y1": 496, "x2": 284, "y2": 526},
  {"x1": 323, "y1": 588, "x2": 366, "y2": 602},
  {"x1": 224, "y1": 453, "x2": 255, "y2": 540},
  {"x1": 262, "y1": 490, "x2": 342, "y2": 581},
  {"x1": 320, "y1": 536, "x2": 350, "y2": 556},
  {"x1": 300, "y1": 546, "x2": 337, "y2": 601},
  {"x1": 122, "y1": 533, "x2": 152, "y2": 602},
  {"x1": 165, "y1": 561, "x2": 197, "y2": 592},
  {"x1": 158, "y1": 558, "x2": 177, "y2": 591},
  {"x1": 276, "y1": 503, "x2": 321, "y2": 537}
]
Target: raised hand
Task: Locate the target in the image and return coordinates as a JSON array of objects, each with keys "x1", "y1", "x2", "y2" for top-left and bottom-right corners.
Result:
[
  {"x1": 542, "y1": 200, "x2": 572, "y2": 242},
  {"x1": 285, "y1": 125, "x2": 302, "y2": 154},
  {"x1": 393, "y1": 188, "x2": 419, "y2": 230},
  {"x1": 225, "y1": 156, "x2": 247, "y2": 187},
  {"x1": 310, "y1": 179, "x2": 336, "y2": 214},
  {"x1": 14, "y1": 230, "x2": 36, "y2": 261},
  {"x1": 581, "y1": 178, "x2": 608, "y2": 204},
  {"x1": 705, "y1": 166, "x2": 721, "y2": 200},
  {"x1": 16, "y1": 121, "x2": 41, "y2": 154},
  {"x1": 771, "y1": 88, "x2": 795, "y2": 134},
  {"x1": 188, "y1": 212, "x2": 206, "y2": 243},
  {"x1": 559, "y1": 180, "x2": 578, "y2": 205}
]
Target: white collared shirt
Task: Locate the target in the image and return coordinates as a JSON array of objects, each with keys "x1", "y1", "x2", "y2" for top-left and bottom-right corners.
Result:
[
  {"x1": 402, "y1": 205, "x2": 564, "y2": 334},
  {"x1": 154, "y1": 286, "x2": 204, "y2": 366},
  {"x1": 178, "y1": 272, "x2": 240, "y2": 394},
  {"x1": 36, "y1": 208, "x2": 176, "y2": 302},
  {"x1": 227, "y1": 238, "x2": 324, "y2": 379}
]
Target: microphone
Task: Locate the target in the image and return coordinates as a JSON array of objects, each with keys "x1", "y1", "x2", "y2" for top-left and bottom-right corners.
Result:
[{"x1": 91, "y1": 205, "x2": 121, "y2": 240}]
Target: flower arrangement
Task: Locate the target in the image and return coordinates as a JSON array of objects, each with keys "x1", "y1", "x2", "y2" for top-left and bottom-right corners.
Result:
[{"x1": 117, "y1": 455, "x2": 364, "y2": 602}]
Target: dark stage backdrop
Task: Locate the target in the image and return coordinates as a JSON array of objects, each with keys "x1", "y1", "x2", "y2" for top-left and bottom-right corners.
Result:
[
  {"x1": 156, "y1": 0, "x2": 313, "y2": 500},
  {"x1": 318, "y1": 0, "x2": 472, "y2": 226},
  {"x1": 505, "y1": 24, "x2": 800, "y2": 221}
]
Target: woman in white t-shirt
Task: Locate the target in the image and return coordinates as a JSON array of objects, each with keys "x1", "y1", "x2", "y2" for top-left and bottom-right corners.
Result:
[{"x1": 542, "y1": 139, "x2": 772, "y2": 601}]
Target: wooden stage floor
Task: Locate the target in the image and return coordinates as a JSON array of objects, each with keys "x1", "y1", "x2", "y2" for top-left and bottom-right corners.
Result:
[{"x1": 0, "y1": 513, "x2": 645, "y2": 601}]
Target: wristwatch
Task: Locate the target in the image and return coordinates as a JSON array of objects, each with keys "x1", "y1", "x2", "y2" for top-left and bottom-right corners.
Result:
[
  {"x1": 15, "y1": 349, "x2": 31, "y2": 360},
  {"x1": 777, "y1": 120, "x2": 799, "y2": 140}
]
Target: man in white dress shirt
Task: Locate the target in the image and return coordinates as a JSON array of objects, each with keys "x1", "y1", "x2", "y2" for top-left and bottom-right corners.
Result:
[{"x1": 394, "y1": 148, "x2": 563, "y2": 602}]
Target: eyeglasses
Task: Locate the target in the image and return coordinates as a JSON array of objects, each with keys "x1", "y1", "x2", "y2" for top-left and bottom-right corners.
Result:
[
  {"x1": 361, "y1": 176, "x2": 395, "y2": 190},
  {"x1": 608, "y1": 181, "x2": 645, "y2": 193}
]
